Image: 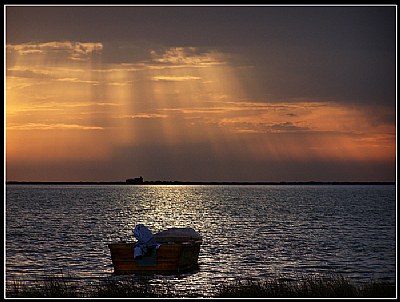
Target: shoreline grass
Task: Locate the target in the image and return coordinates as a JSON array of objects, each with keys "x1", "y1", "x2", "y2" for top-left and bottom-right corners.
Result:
[
  {"x1": 6, "y1": 274, "x2": 396, "y2": 298},
  {"x1": 215, "y1": 275, "x2": 396, "y2": 298}
]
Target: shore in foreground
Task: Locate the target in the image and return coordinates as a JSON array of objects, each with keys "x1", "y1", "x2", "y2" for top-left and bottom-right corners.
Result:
[{"x1": 7, "y1": 274, "x2": 396, "y2": 298}]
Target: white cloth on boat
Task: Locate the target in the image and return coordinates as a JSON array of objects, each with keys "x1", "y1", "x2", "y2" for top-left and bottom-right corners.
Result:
[{"x1": 132, "y1": 224, "x2": 160, "y2": 258}]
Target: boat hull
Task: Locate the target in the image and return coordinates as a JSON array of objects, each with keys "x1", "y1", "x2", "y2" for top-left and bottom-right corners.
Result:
[{"x1": 108, "y1": 240, "x2": 202, "y2": 275}]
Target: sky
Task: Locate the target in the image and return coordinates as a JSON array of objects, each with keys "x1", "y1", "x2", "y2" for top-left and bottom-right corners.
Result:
[{"x1": 5, "y1": 5, "x2": 397, "y2": 182}]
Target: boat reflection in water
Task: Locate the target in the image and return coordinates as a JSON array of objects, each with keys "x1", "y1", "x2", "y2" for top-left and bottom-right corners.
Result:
[{"x1": 108, "y1": 225, "x2": 202, "y2": 275}]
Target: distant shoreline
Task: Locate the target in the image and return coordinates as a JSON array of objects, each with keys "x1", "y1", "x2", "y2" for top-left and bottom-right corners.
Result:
[{"x1": 5, "y1": 181, "x2": 396, "y2": 186}]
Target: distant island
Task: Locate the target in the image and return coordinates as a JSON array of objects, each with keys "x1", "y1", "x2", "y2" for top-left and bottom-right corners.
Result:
[{"x1": 5, "y1": 177, "x2": 395, "y2": 186}]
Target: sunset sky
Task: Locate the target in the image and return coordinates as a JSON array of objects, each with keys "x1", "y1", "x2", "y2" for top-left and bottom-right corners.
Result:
[{"x1": 5, "y1": 5, "x2": 397, "y2": 182}]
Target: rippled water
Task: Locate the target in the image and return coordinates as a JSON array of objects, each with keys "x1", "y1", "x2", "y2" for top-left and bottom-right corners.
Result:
[{"x1": 5, "y1": 184, "x2": 396, "y2": 296}]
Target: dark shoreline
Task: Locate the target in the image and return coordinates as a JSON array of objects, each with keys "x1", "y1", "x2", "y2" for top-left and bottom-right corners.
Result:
[
  {"x1": 5, "y1": 181, "x2": 396, "y2": 186},
  {"x1": 6, "y1": 273, "x2": 396, "y2": 298}
]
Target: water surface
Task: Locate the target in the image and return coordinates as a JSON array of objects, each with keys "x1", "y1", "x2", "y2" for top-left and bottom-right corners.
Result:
[{"x1": 6, "y1": 184, "x2": 396, "y2": 296}]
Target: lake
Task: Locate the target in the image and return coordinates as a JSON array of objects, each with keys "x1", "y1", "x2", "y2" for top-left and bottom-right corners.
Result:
[{"x1": 5, "y1": 184, "x2": 396, "y2": 297}]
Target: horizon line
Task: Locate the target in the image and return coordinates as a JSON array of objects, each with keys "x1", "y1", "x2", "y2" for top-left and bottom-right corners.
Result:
[{"x1": 5, "y1": 180, "x2": 396, "y2": 185}]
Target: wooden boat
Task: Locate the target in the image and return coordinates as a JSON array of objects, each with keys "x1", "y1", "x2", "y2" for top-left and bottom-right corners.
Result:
[{"x1": 108, "y1": 227, "x2": 202, "y2": 275}]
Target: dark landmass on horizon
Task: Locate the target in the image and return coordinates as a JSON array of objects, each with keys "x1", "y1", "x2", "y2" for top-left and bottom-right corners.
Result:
[{"x1": 5, "y1": 180, "x2": 396, "y2": 185}]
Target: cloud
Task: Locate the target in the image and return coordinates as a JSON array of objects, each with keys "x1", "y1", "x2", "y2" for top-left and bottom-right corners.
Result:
[
  {"x1": 151, "y1": 75, "x2": 202, "y2": 82},
  {"x1": 6, "y1": 68, "x2": 52, "y2": 79},
  {"x1": 55, "y1": 77, "x2": 100, "y2": 85},
  {"x1": 269, "y1": 122, "x2": 309, "y2": 132},
  {"x1": 6, "y1": 101, "x2": 119, "y2": 117},
  {"x1": 7, "y1": 41, "x2": 103, "y2": 60},
  {"x1": 7, "y1": 66, "x2": 133, "y2": 87},
  {"x1": 221, "y1": 121, "x2": 310, "y2": 134},
  {"x1": 115, "y1": 113, "x2": 168, "y2": 119},
  {"x1": 150, "y1": 47, "x2": 226, "y2": 67},
  {"x1": 6, "y1": 43, "x2": 228, "y2": 90},
  {"x1": 106, "y1": 81, "x2": 135, "y2": 86},
  {"x1": 7, "y1": 123, "x2": 104, "y2": 130}
]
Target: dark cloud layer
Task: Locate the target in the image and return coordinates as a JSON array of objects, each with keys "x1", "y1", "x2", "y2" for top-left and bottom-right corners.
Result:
[
  {"x1": 6, "y1": 6, "x2": 395, "y2": 51},
  {"x1": 6, "y1": 5, "x2": 396, "y2": 107}
]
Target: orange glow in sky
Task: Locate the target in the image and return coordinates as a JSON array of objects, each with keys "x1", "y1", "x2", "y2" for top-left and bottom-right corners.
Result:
[{"x1": 5, "y1": 6, "x2": 396, "y2": 182}]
